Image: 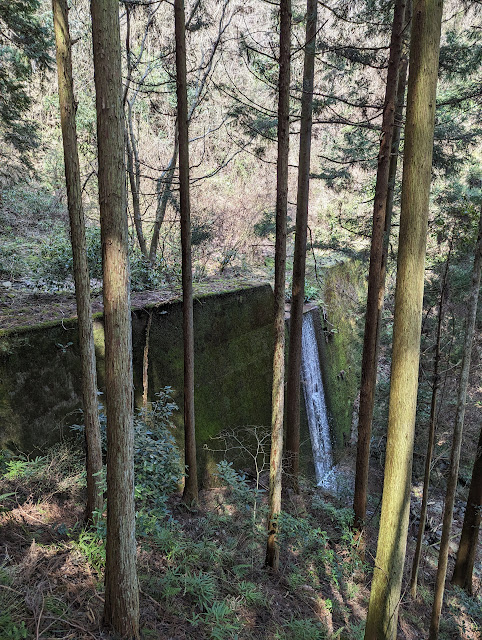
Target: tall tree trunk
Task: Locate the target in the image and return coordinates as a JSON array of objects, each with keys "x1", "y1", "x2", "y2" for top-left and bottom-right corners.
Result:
[
  {"x1": 375, "y1": 10, "x2": 411, "y2": 366},
  {"x1": 266, "y1": 0, "x2": 291, "y2": 571},
  {"x1": 52, "y1": 0, "x2": 103, "y2": 525},
  {"x1": 124, "y1": 5, "x2": 147, "y2": 259},
  {"x1": 429, "y1": 208, "x2": 482, "y2": 639},
  {"x1": 90, "y1": 0, "x2": 139, "y2": 636},
  {"x1": 377, "y1": 25, "x2": 411, "y2": 352},
  {"x1": 285, "y1": 0, "x2": 317, "y2": 493},
  {"x1": 175, "y1": 0, "x2": 198, "y2": 505},
  {"x1": 364, "y1": 1, "x2": 443, "y2": 638},
  {"x1": 410, "y1": 238, "x2": 452, "y2": 597},
  {"x1": 126, "y1": 120, "x2": 148, "y2": 259},
  {"x1": 149, "y1": 139, "x2": 179, "y2": 267},
  {"x1": 452, "y1": 420, "x2": 482, "y2": 594},
  {"x1": 353, "y1": 0, "x2": 407, "y2": 530}
]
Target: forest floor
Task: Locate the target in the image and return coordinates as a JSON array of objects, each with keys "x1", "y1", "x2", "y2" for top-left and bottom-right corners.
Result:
[{"x1": 0, "y1": 441, "x2": 480, "y2": 640}]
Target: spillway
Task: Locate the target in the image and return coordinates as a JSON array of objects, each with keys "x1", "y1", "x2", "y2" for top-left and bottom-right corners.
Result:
[{"x1": 301, "y1": 311, "x2": 333, "y2": 486}]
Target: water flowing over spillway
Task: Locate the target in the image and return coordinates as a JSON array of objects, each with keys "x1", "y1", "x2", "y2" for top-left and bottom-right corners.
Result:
[{"x1": 301, "y1": 312, "x2": 334, "y2": 486}]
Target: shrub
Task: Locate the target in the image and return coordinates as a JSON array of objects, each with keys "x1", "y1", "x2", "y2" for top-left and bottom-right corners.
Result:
[
  {"x1": 38, "y1": 224, "x2": 102, "y2": 284},
  {"x1": 191, "y1": 220, "x2": 214, "y2": 246},
  {"x1": 0, "y1": 241, "x2": 29, "y2": 280},
  {"x1": 74, "y1": 387, "x2": 182, "y2": 524},
  {"x1": 253, "y1": 209, "x2": 276, "y2": 238},
  {"x1": 133, "y1": 389, "x2": 182, "y2": 515},
  {"x1": 37, "y1": 225, "x2": 168, "y2": 291},
  {"x1": 1, "y1": 183, "x2": 65, "y2": 225},
  {"x1": 129, "y1": 247, "x2": 165, "y2": 291}
]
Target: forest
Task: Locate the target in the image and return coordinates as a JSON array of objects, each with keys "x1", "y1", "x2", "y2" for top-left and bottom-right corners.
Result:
[{"x1": 0, "y1": 0, "x2": 481, "y2": 639}]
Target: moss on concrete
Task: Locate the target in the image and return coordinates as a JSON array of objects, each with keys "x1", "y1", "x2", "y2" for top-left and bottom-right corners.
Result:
[
  {"x1": 0, "y1": 285, "x2": 274, "y2": 480},
  {"x1": 131, "y1": 285, "x2": 274, "y2": 477},
  {"x1": 316, "y1": 261, "x2": 365, "y2": 457},
  {"x1": 0, "y1": 316, "x2": 79, "y2": 339},
  {"x1": 0, "y1": 271, "x2": 362, "y2": 480},
  {"x1": 0, "y1": 322, "x2": 84, "y2": 452}
]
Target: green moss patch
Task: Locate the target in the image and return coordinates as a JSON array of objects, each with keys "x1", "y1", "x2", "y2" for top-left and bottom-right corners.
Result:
[{"x1": 316, "y1": 261, "x2": 365, "y2": 455}]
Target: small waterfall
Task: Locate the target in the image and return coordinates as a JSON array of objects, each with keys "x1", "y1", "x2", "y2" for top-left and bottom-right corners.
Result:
[{"x1": 301, "y1": 312, "x2": 334, "y2": 486}]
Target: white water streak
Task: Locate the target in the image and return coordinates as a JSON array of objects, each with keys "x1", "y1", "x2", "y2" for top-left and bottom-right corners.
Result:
[{"x1": 301, "y1": 312, "x2": 333, "y2": 485}]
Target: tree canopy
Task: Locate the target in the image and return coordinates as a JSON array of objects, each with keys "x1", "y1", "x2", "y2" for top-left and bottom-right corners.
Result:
[{"x1": 0, "y1": 0, "x2": 52, "y2": 168}]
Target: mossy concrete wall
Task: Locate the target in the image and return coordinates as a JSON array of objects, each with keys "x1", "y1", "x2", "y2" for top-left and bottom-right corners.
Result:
[
  {"x1": 0, "y1": 286, "x2": 275, "y2": 468},
  {"x1": 0, "y1": 317, "x2": 82, "y2": 452},
  {"x1": 0, "y1": 267, "x2": 363, "y2": 479},
  {"x1": 316, "y1": 261, "x2": 365, "y2": 457}
]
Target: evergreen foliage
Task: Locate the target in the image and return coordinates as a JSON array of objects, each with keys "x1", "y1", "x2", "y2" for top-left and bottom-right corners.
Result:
[{"x1": 0, "y1": 0, "x2": 52, "y2": 167}]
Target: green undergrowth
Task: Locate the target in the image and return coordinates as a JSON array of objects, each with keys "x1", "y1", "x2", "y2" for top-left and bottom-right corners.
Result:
[{"x1": 1, "y1": 433, "x2": 480, "y2": 639}]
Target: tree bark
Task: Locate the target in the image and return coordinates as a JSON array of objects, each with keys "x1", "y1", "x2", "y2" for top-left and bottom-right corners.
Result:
[
  {"x1": 376, "y1": 6, "x2": 411, "y2": 366},
  {"x1": 285, "y1": 0, "x2": 317, "y2": 493},
  {"x1": 126, "y1": 121, "x2": 148, "y2": 259},
  {"x1": 149, "y1": 138, "x2": 179, "y2": 267},
  {"x1": 266, "y1": 0, "x2": 291, "y2": 571},
  {"x1": 52, "y1": 0, "x2": 103, "y2": 524},
  {"x1": 175, "y1": 0, "x2": 198, "y2": 505},
  {"x1": 90, "y1": 0, "x2": 139, "y2": 636},
  {"x1": 364, "y1": 1, "x2": 443, "y2": 638},
  {"x1": 124, "y1": 5, "x2": 148, "y2": 259},
  {"x1": 410, "y1": 237, "x2": 452, "y2": 597},
  {"x1": 142, "y1": 312, "x2": 152, "y2": 411},
  {"x1": 429, "y1": 207, "x2": 482, "y2": 639},
  {"x1": 353, "y1": 0, "x2": 407, "y2": 530},
  {"x1": 452, "y1": 420, "x2": 482, "y2": 594},
  {"x1": 377, "y1": 24, "x2": 410, "y2": 354}
]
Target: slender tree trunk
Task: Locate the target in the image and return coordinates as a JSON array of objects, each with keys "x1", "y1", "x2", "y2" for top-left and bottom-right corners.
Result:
[
  {"x1": 452, "y1": 420, "x2": 482, "y2": 594},
  {"x1": 375, "y1": 13, "x2": 411, "y2": 366},
  {"x1": 149, "y1": 138, "x2": 179, "y2": 266},
  {"x1": 364, "y1": 1, "x2": 443, "y2": 638},
  {"x1": 175, "y1": 0, "x2": 198, "y2": 505},
  {"x1": 353, "y1": 0, "x2": 407, "y2": 530},
  {"x1": 266, "y1": 0, "x2": 291, "y2": 571},
  {"x1": 126, "y1": 121, "x2": 148, "y2": 259},
  {"x1": 377, "y1": 26, "x2": 411, "y2": 353},
  {"x1": 370, "y1": 17, "x2": 411, "y2": 470},
  {"x1": 410, "y1": 239, "x2": 452, "y2": 597},
  {"x1": 429, "y1": 208, "x2": 482, "y2": 639},
  {"x1": 123, "y1": 5, "x2": 147, "y2": 259},
  {"x1": 90, "y1": 0, "x2": 139, "y2": 636},
  {"x1": 142, "y1": 313, "x2": 152, "y2": 411},
  {"x1": 285, "y1": 0, "x2": 317, "y2": 492},
  {"x1": 52, "y1": 0, "x2": 103, "y2": 525}
]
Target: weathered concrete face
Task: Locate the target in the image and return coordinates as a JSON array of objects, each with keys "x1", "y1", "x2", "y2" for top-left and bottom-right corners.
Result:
[
  {"x1": 129, "y1": 285, "x2": 275, "y2": 480},
  {"x1": 0, "y1": 318, "x2": 83, "y2": 453},
  {"x1": 0, "y1": 285, "x2": 275, "y2": 460},
  {"x1": 0, "y1": 267, "x2": 363, "y2": 481},
  {"x1": 316, "y1": 261, "x2": 365, "y2": 455}
]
